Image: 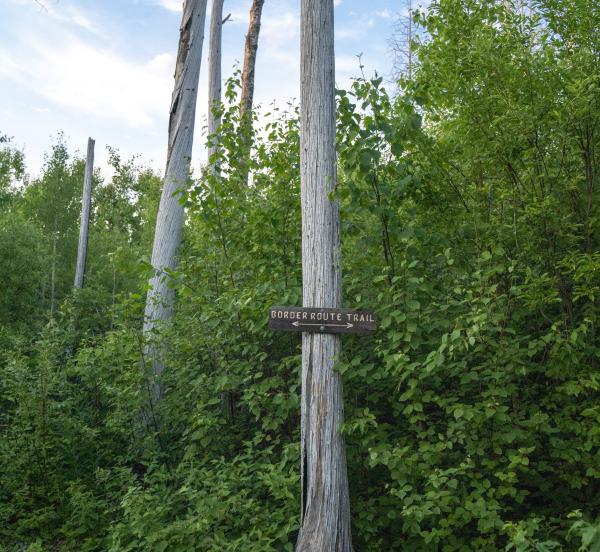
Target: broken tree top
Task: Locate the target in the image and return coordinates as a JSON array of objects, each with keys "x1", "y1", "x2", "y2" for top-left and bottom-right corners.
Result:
[{"x1": 269, "y1": 306, "x2": 377, "y2": 335}]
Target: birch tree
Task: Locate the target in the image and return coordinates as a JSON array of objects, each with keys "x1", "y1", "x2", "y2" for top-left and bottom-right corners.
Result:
[
  {"x1": 22, "y1": 137, "x2": 79, "y2": 318},
  {"x1": 74, "y1": 137, "x2": 94, "y2": 289},
  {"x1": 296, "y1": 0, "x2": 353, "y2": 549},
  {"x1": 143, "y1": 0, "x2": 208, "y2": 386}
]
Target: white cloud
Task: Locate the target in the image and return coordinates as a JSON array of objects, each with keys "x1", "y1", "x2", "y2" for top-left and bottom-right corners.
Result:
[
  {"x1": 225, "y1": 2, "x2": 300, "y2": 53},
  {"x1": 376, "y1": 9, "x2": 394, "y2": 19},
  {"x1": 336, "y1": 27, "x2": 365, "y2": 40},
  {"x1": 7, "y1": 0, "x2": 105, "y2": 36},
  {"x1": 0, "y1": 51, "x2": 21, "y2": 80},
  {"x1": 336, "y1": 54, "x2": 363, "y2": 74},
  {"x1": 334, "y1": 0, "x2": 343, "y2": 6},
  {"x1": 54, "y1": 5, "x2": 105, "y2": 36},
  {"x1": 261, "y1": 8, "x2": 300, "y2": 54},
  {"x1": 1, "y1": 33, "x2": 175, "y2": 128},
  {"x1": 59, "y1": 6, "x2": 103, "y2": 36},
  {"x1": 156, "y1": 0, "x2": 182, "y2": 13}
]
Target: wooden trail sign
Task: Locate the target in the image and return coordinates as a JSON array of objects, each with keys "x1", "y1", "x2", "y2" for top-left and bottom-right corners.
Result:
[{"x1": 269, "y1": 306, "x2": 377, "y2": 335}]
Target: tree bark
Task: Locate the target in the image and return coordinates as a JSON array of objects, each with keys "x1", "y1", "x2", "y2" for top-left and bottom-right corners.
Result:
[
  {"x1": 208, "y1": 0, "x2": 234, "y2": 420},
  {"x1": 296, "y1": 0, "x2": 353, "y2": 550},
  {"x1": 240, "y1": 0, "x2": 264, "y2": 119},
  {"x1": 143, "y1": 0, "x2": 208, "y2": 388},
  {"x1": 207, "y1": 0, "x2": 224, "y2": 170},
  {"x1": 50, "y1": 225, "x2": 56, "y2": 318},
  {"x1": 238, "y1": 0, "x2": 264, "y2": 187},
  {"x1": 74, "y1": 137, "x2": 94, "y2": 289},
  {"x1": 407, "y1": 0, "x2": 413, "y2": 81}
]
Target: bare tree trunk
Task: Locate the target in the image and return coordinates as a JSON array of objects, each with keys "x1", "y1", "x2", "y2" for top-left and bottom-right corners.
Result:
[
  {"x1": 74, "y1": 137, "x2": 95, "y2": 289},
  {"x1": 238, "y1": 0, "x2": 264, "y2": 186},
  {"x1": 407, "y1": 0, "x2": 413, "y2": 82},
  {"x1": 208, "y1": 0, "x2": 233, "y2": 420},
  {"x1": 207, "y1": 0, "x2": 224, "y2": 171},
  {"x1": 110, "y1": 259, "x2": 116, "y2": 330},
  {"x1": 143, "y1": 0, "x2": 208, "y2": 392},
  {"x1": 50, "y1": 226, "x2": 57, "y2": 318},
  {"x1": 296, "y1": 0, "x2": 353, "y2": 550},
  {"x1": 240, "y1": 0, "x2": 264, "y2": 119}
]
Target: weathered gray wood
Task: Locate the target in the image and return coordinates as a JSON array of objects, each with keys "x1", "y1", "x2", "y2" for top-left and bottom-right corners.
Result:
[
  {"x1": 143, "y1": 0, "x2": 208, "y2": 386},
  {"x1": 240, "y1": 0, "x2": 264, "y2": 119},
  {"x1": 207, "y1": 0, "x2": 224, "y2": 169},
  {"x1": 74, "y1": 137, "x2": 94, "y2": 289},
  {"x1": 269, "y1": 306, "x2": 377, "y2": 335},
  {"x1": 208, "y1": 0, "x2": 234, "y2": 420},
  {"x1": 296, "y1": 0, "x2": 353, "y2": 550}
]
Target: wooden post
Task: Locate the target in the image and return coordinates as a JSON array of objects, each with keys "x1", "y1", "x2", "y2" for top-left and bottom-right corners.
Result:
[
  {"x1": 296, "y1": 0, "x2": 353, "y2": 550},
  {"x1": 143, "y1": 0, "x2": 208, "y2": 389},
  {"x1": 74, "y1": 137, "x2": 94, "y2": 289}
]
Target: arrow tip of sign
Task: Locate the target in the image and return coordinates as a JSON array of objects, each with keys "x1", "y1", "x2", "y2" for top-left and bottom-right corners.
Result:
[{"x1": 292, "y1": 321, "x2": 299, "y2": 327}]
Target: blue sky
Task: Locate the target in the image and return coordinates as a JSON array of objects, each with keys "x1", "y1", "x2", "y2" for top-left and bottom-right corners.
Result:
[{"x1": 0, "y1": 0, "x2": 406, "y2": 177}]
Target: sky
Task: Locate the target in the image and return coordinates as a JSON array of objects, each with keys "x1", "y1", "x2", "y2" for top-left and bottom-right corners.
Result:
[{"x1": 0, "y1": 0, "x2": 406, "y2": 178}]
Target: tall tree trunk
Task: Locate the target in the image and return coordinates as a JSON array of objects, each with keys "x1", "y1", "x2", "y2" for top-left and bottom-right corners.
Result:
[
  {"x1": 143, "y1": 0, "x2": 208, "y2": 392},
  {"x1": 50, "y1": 224, "x2": 57, "y2": 318},
  {"x1": 240, "y1": 0, "x2": 264, "y2": 119},
  {"x1": 207, "y1": 0, "x2": 224, "y2": 172},
  {"x1": 296, "y1": 0, "x2": 353, "y2": 550},
  {"x1": 407, "y1": 0, "x2": 413, "y2": 82},
  {"x1": 238, "y1": 0, "x2": 264, "y2": 186},
  {"x1": 74, "y1": 137, "x2": 94, "y2": 289},
  {"x1": 208, "y1": 0, "x2": 233, "y2": 420}
]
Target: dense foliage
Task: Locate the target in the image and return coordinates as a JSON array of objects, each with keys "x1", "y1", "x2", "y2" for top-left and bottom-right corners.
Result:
[{"x1": 1, "y1": 1, "x2": 599, "y2": 550}]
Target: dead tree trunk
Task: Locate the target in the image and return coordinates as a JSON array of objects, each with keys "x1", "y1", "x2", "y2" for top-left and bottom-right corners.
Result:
[
  {"x1": 143, "y1": 0, "x2": 208, "y2": 391},
  {"x1": 240, "y1": 0, "x2": 264, "y2": 119},
  {"x1": 208, "y1": 0, "x2": 234, "y2": 420},
  {"x1": 296, "y1": 0, "x2": 353, "y2": 550},
  {"x1": 207, "y1": 0, "x2": 224, "y2": 170},
  {"x1": 74, "y1": 137, "x2": 94, "y2": 289},
  {"x1": 407, "y1": 0, "x2": 413, "y2": 81},
  {"x1": 238, "y1": 0, "x2": 264, "y2": 186},
  {"x1": 50, "y1": 223, "x2": 57, "y2": 318}
]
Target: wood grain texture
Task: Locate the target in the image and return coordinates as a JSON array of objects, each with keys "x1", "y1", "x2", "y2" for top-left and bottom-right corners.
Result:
[
  {"x1": 74, "y1": 137, "x2": 94, "y2": 289},
  {"x1": 240, "y1": 0, "x2": 264, "y2": 119},
  {"x1": 296, "y1": 0, "x2": 353, "y2": 550},
  {"x1": 143, "y1": 0, "x2": 207, "y2": 385},
  {"x1": 207, "y1": 0, "x2": 224, "y2": 169}
]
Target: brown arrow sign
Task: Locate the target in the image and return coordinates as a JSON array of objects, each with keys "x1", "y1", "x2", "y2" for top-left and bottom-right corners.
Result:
[{"x1": 269, "y1": 306, "x2": 377, "y2": 335}]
